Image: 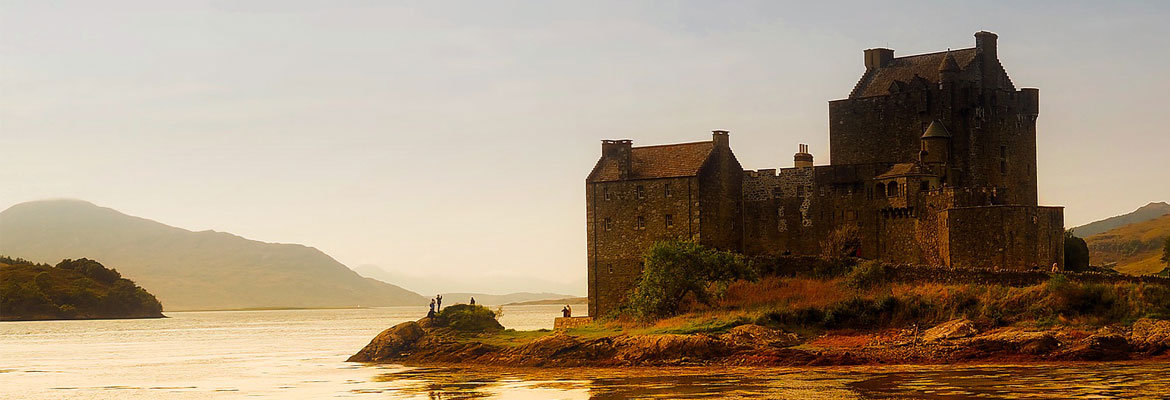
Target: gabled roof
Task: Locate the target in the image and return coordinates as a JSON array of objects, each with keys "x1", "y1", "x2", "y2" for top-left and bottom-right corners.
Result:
[
  {"x1": 587, "y1": 141, "x2": 716, "y2": 182},
  {"x1": 851, "y1": 48, "x2": 978, "y2": 98},
  {"x1": 875, "y1": 162, "x2": 936, "y2": 180}
]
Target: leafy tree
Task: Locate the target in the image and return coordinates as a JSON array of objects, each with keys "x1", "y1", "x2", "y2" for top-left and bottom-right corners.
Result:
[
  {"x1": 1064, "y1": 231, "x2": 1090, "y2": 272},
  {"x1": 1162, "y1": 236, "x2": 1170, "y2": 266},
  {"x1": 626, "y1": 240, "x2": 756, "y2": 319},
  {"x1": 57, "y1": 258, "x2": 122, "y2": 284}
]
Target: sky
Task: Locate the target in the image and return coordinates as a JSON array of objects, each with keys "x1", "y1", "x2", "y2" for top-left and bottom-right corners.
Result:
[{"x1": 2, "y1": 1, "x2": 1168, "y2": 295}]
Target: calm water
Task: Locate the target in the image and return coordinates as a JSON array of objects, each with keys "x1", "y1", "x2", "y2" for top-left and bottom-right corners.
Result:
[{"x1": 2, "y1": 305, "x2": 1168, "y2": 399}]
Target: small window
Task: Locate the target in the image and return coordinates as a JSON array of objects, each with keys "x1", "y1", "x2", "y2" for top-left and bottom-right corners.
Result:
[
  {"x1": 888, "y1": 181, "x2": 899, "y2": 197},
  {"x1": 665, "y1": 214, "x2": 674, "y2": 229},
  {"x1": 636, "y1": 185, "x2": 645, "y2": 199},
  {"x1": 603, "y1": 218, "x2": 612, "y2": 231},
  {"x1": 664, "y1": 183, "x2": 672, "y2": 198},
  {"x1": 876, "y1": 182, "x2": 886, "y2": 197},
  {"x1": 603, "y1": 187, "x2": 611, "y2": 201},
  {"x1": 920, "y1": 181, "x2": 929, "y2": 191},
  {"x1": 636, "y1": 216, "x2": 646, "y2": 230},
  {"x1": 607, "y1": 264, "x2": 613, "y2": 274}
]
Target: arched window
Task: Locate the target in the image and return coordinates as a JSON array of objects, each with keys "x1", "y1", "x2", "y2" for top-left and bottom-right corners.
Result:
[
  {"x1": 888, "y1": 181, "x2": 899, "y2": 197},
  {"x1": 876, "y1": 182, "x2": 886, "y2": 197}
]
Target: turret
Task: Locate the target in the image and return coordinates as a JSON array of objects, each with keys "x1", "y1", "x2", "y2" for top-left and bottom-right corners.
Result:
[
  {"x1": 794, "y1": 144, "x2": 813, "y2": 168},
  {"x1": 920, "y1": 121, "x2": 951, "y2": 165},
  {"x1": 938, "y1": 50, "x2": 961, "y2": 87}
]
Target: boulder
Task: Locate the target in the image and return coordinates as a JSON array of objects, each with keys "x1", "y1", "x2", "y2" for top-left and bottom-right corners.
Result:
[
  {"x1": 923, "y1": 319, "x2": 978, "y2": 342},
  {"x1": 1130, "y1": 318, "x2": 1170, "y2": 353},
  {"x1": 347, "y1": 321, "x2": 425, "y2": 362},
  {"x1": 965, "y1": 329, "x2": 1059, "y2": 355},
  {"x1": 720, "y1": 324, "x2": 800, "y2": 348},
  {"x1": 1055, "y1": 333, "x2": 1130, "y2": 361},
  {"x1": 612, "y1": 334, "x2": 731, "y2": 364}
]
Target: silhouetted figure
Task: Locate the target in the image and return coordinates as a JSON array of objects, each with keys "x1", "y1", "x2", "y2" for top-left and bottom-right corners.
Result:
[
  {"x1": 562, "y1": 305, "x2": 571, "y2": 318},
  {"x1": 1052, "y1": 262, "x2": 1060, "y2": 273},
  {"x1": 469, "y1": 297, "x2": 476, "y2": 305},
  {"x1": 428, "y1": 299, "x2": 435, "y2": 317},
  {"x1": 436, "y1": 294, "x2": 443, "y2": 310}
]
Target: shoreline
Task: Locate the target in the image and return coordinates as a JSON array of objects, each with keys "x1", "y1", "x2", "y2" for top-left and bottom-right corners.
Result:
[{"x1": 347, "y1": 317, "x2": 1170, "y2": 368}]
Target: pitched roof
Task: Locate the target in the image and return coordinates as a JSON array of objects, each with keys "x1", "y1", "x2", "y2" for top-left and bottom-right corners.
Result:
[
  {"x1": 851, "y1": 48, "x2": 978, "y2": 98},
  {"x1": 588, "y1": 141, "x2": 715, "y2": 182},
  {"x1": 921, "y1": 120, "x2": 952, "y2": 138},
  {"x1": 875, "y1": 162, "x2": 936, "y2": 180}
]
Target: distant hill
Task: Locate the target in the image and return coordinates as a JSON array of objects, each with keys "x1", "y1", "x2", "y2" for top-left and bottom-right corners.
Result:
[
  {"x1": 437, "y1": 292, "x2": 576, "y2": 306},
  {"x1": 0, "y1": 200, "x2": 426, "y2": 310},
  {"x1": 352, "y1": 264, "x2": 586, "y2": 298},
  {"x1": 1, "y1": 257, "x2": 164, "y2": 321},
  {"x1": 1072, "y1": 202, "x2": 1170, "y2": 237},
  {"x1": 1084, "y1": 213, "x2": 1170, "y2": 275},
  {"x1": 503, "y1": 297, "x2": 587, "y2": 306}
]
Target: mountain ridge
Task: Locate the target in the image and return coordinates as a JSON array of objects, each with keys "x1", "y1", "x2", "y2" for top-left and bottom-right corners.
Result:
[
  {"x1": 1072, "y1": 202, "x2": 1170, "y2": 237},
  {"x1": 0, "y1": 199, "x2": 426, "y2": 310},
  {"x1": 1084, "y1": 213, "x2": 1170, "y2": 275}
]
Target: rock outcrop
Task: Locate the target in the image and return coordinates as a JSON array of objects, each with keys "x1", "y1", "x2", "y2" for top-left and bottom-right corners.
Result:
[
  {"x1": 347, "y1": 319, "x2": 1170, "y2": 367},
  {"x1": 923, "y1": 319, "x2": 978, "y2": 342}
]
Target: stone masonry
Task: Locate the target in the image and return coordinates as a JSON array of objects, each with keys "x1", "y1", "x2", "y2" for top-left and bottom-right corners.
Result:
[{"x1": 585, "y1": 32, "x2": 1065, "y2": 317}]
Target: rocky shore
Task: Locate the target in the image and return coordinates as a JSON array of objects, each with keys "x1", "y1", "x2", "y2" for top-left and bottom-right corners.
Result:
[{"x1": 348, "y1": 317, "x2": 1170, "y2": 367}]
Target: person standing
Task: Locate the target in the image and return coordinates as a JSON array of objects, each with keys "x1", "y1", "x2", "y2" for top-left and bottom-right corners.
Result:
[
  {"x1": 429, "y1": 299, "x2": 435, "y2": 316},
  {"x1": 470, "y1": 297, "x2": 476, "y2": 305},
  {"x1": 436, "y1": 294, "x2": 443, "y2": 310}
]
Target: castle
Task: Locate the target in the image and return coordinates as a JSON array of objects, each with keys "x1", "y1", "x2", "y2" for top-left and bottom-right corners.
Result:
[{"x1": 585, "y1": 32, "x2": 1065, "y2": 317}]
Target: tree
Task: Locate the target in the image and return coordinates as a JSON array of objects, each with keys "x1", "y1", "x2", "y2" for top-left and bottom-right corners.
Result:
[
  {"x1": 1063, "y1": 231, "x2": 1090, "y2": 272},
  {"x1": 1162, "y1": 236, "x2": 1170, "y2": 266},
  {"x1": 626, "y1": 240, "x2": 755, "y2": 319}
]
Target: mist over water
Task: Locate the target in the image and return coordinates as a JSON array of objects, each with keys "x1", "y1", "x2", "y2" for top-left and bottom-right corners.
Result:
[{"x1": 2, "y1": 306, "x2": 1167, "y2": 399}]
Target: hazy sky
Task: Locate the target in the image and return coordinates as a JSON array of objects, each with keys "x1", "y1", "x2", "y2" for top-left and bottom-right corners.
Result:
[{"x1": 3, "y1": 1, "x2": 1168, "y2": 295}]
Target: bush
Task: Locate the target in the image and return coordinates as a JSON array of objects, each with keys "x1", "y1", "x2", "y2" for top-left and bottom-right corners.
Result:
[
  {"x1": 821, "y1": 224, "x2": 860, "y2": 259},
  {"x1": 625, "y1": 240, "x2": 755, "y2": 319},
  {"x1": 437, "y1": 304, "x2": 504, "y2": 332},
  {"x1": 1064, "y1": 231, "x2": 1090, "y2": 272},
  {"x1": 843, "y1": 261, "x2": 888, "y2": 289}
]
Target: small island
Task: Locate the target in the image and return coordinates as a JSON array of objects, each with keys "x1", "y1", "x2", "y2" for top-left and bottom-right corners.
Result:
[
  {"x1": 349, "y1": 242, "x2": 1170, "y2": 367},
  {"x1": 1, "y1": 256, "x2": 164, "y2": 321}
]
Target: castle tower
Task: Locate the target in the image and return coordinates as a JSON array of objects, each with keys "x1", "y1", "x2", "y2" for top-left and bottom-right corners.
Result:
[{"x1": 920, "y1": 120, "x2": 951, "y2": 166}]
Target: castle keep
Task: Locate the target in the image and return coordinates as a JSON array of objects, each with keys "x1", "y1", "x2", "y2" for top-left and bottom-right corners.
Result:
[{"x1": 585, "y1": 32, "x2": 1065, "y2": 317}]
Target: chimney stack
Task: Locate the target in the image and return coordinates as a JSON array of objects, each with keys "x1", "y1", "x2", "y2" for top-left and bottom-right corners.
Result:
[
  {"x1": 712, "y1": 130, "x2": 730, "y2": 148},
  {"x1": 863, "y1": 48, "x2": 894, "y2": 70},
  {"x1": 975, "y1": 31, "x2": 998, "y2": 61},
  {"x1": 601, "y1": 139, "x2": 633, "y2": 179},
  {"x1": 794, "y1": 144, "x2": 813, "y2": 168}
]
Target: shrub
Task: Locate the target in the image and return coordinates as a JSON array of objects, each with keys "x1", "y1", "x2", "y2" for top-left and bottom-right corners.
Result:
[
  {"x1": 843, "y1": 260, "x2": 888, "y2": 289},
  {"x1": 437, "y1": 304, "x2": 504, "y2": 332},
  {"x1": 625, "y1": 240, "x2": 755, "y2": 319},
  {"x1": 821, "y1": 224, "x2": 860, "y2": 259}
]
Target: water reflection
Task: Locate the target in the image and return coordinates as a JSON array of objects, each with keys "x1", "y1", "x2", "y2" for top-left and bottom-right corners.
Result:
[{"x1": 371, "y1": 363, "x2": 1170, "y2": 400}]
